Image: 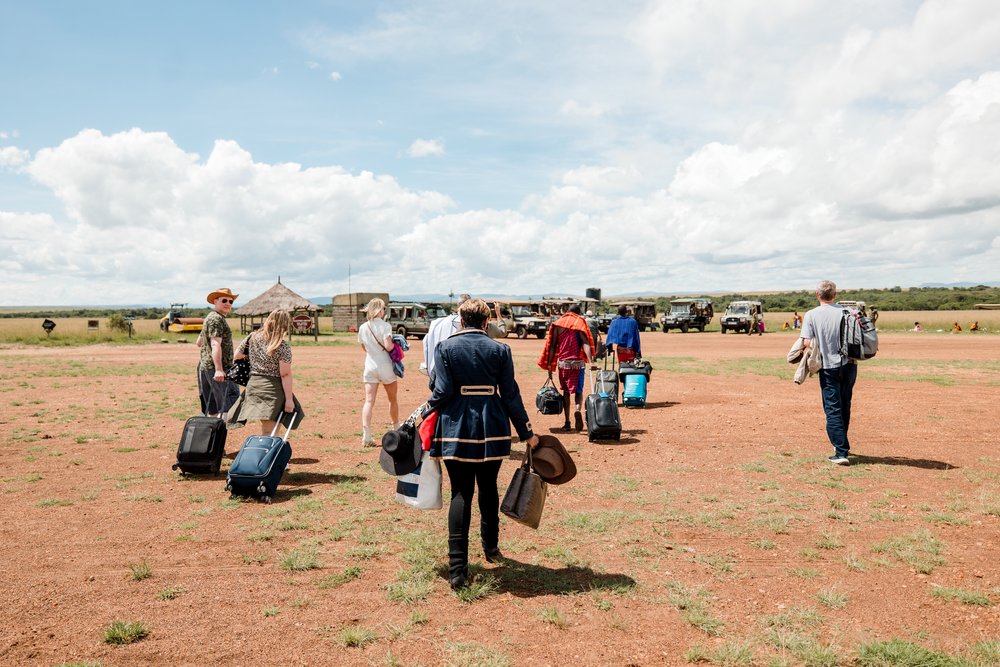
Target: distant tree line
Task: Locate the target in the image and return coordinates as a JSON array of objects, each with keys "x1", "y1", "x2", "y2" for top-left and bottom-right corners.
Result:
[
  {"x1": 650, "y1": 285, "x2": 1000, "y2": 312},
  {"x1": 3, "y1": 285, "x2": 999, "y2": 318}
]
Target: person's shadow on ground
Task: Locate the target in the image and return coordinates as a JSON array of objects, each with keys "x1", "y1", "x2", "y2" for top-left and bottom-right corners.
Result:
[
  {"x1": 851, "y1": 454, "x2": 956, "y2": 470},
  {"x1": 441, "y1": 559, "x2": 636, "y2": 598}
]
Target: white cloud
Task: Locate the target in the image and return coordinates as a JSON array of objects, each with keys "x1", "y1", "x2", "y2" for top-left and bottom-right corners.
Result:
[
  {"x1": 0, "y1": 146, "x2": 30, "y2": 169},
  {"x1": 406, "y1": 138, "x2": 445, "y2": 158},
  {"x1": 329, "y1": 71, "x2": 342, "y2": 81}
]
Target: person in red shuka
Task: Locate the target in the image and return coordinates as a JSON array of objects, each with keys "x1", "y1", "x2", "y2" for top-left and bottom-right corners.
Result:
[{"x1": 538, "y1": 304, "x2": 594, "y2": 431}]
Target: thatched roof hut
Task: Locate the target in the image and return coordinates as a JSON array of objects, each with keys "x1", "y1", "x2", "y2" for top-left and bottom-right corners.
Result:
[{"x1": 233, "y1": 280, "x2": 323, "y2": 337}]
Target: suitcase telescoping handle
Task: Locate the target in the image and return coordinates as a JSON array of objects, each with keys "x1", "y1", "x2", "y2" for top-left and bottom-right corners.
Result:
[{"x1": 269, "y1": 411, "x2": 298, "y2": 439}]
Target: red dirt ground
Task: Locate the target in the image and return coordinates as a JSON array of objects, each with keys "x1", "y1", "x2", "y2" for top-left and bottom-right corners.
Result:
[{"x1": 1, "y1": 331, "x2": 998, "y2": 666}]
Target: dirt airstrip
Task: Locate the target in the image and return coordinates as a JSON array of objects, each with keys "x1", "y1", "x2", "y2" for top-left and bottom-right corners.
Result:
[{"x1": 0, "y1": 331, "x2": 998, "y2": 666}]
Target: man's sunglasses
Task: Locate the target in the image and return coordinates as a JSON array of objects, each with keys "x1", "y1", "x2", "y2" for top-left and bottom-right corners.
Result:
[{"x1": 219, "y1": 298, "x2": 234, "y2": 304}]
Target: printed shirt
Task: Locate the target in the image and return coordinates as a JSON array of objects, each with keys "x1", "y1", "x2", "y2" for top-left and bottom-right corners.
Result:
[
  {"x1": 198, "y1": 310, "x2": 233, "y2": 372},
  {"x1": 241, "y1": 334, "x2": 292, "y2": 378}
]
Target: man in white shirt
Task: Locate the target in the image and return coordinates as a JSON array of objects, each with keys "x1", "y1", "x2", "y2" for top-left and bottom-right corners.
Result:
[
  {"x1": 422, "y1": 295, "x2": 507, "y2": 386},
  {"x1": 801, "y1": 280, "x2": 857, "y2": 466}
]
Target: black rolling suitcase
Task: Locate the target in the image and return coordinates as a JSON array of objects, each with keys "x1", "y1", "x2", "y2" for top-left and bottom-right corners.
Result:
[
  {"x1": 225, "y1": 412, "x2": 296, "y2": 503},
  {"x1": 585, "y1": 368, "x2": 622, "y2": 441},
  {"x1": 173, "y1": 416, "x2": 227, "y2": 474},
  {"x1": 595, "y1": 350, "x2": 620, "y2": 404}
]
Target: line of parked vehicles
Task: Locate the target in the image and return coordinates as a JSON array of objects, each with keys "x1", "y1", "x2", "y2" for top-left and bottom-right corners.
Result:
[{"x1": 385, "y1": 297, "x2": 871, "y2": 339}]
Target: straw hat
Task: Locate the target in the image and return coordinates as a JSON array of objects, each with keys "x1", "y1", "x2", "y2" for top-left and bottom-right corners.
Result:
[
  {"x1": 206, "y1": 287, "x2": 239, "y2": 304},
  {"x1": 532, "y1": 435, "x2": 576, "y2": 485}
]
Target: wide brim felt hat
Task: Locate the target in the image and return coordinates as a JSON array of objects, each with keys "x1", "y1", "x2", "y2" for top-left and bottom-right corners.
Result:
[
  {"x1": 532, "y1": 435, "x2": 576, "y2": 485},
  {"x1": 379, "y1": 425, "x2": 422, "y2": 476},
  {"x1": 206, "y1": 287, "x2": 239, "y2": 304}
]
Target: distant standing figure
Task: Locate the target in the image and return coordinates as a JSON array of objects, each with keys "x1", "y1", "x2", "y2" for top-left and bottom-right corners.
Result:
[
  {"x1": 196, "y1": 287, "x2": 241, "y2": 417},
  {"x1": 800, "y1": 280, "x2": 857, "y2": 466},
  {"x1": 585, "y1": 309, "x2": 605, "y2": 359},
  {"x1": 952, "y1": 322, "x2": 962, "y2": 333},
  {"x1": 227, "y1": 309, "x2": 304, "y2": 435},
  {"x1": 913, "y1": 322, "x2": 923, "y2": 332},
  {"x1": 605, "y1": 305, "x2": 641, "y2": 362},
  {"x1": 870, "y1": 308, "x2": 879, "y2": 325},
  {"x1": 792, "y1": 311, "x2": 801, "y2": 329},
  {"x1": 358, "y1": 298, "x2": 400, "y2": 447}
]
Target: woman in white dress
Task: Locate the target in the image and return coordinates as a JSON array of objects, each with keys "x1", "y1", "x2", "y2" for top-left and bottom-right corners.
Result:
[{"x1": 358, "y1": 298, "x2": 400, "y2": 446}]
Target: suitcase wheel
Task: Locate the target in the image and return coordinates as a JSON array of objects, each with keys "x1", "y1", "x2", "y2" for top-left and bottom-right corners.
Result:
[
  {"x1": 225, "y1": 483, "x2": 232, "y2": 492},
  {"x1": 171, "y1": 464, "x2": 179, "y2": 471},
  {"x1": 262, "y1": 496, "x2": 272, "y2": 504}
]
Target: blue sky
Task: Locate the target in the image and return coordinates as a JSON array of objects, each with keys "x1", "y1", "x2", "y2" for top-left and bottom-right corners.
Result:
[{"x1": 2, "y1": 1, "x2": 999, "y2": 305}]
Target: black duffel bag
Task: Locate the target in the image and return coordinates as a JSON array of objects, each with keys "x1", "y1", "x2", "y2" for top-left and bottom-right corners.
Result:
[{"x1": 535, "y1": 375, "x2": 563, "y2": 415}]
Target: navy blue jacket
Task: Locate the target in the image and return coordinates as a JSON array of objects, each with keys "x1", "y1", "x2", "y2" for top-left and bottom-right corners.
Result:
[{"x1": 426, "y1": 330, "x2": 533, "y2": 462}]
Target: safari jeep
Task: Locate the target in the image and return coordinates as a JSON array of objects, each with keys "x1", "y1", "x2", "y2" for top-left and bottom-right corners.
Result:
[
  {"x1": 661, "y1": 298, "x2": 713, "y2": 333},
  {"x1": 387, "y1": 302, "x2": 450, "y2": 339},
  {"x1": 720, "y1": 300, "x2": 763, "y2": 334}
]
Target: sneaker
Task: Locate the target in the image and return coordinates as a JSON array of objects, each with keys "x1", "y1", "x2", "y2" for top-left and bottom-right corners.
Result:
[{"x1": 827, "y1": 455, "x2": 850, "y2": 466}]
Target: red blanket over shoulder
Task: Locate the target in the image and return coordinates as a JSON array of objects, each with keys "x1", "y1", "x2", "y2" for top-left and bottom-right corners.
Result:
[{"x1": 537, "y1": 313, "x2": 596, "y2": 372}]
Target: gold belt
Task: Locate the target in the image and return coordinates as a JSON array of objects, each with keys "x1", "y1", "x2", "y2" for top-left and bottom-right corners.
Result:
[{"x1": 460, "y1": 385, "x2": 496, "y2": 395}]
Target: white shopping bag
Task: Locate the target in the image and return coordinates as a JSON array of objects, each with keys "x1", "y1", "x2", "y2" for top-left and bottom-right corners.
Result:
[{"x1": 394, "y1": 451, "x2": 443, "y2": 510}]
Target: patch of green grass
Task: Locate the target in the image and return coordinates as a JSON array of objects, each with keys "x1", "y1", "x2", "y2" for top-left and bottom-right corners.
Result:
[
  {"x1": 537, "y1": 606, "x2": 569, "y2": 629},
  {"x1": 854, "y1": 639, "x2": 960, "y2": 666},
  {"x1": 247, "y1": 530, "x2": 274, "y2": 542},
  {"x1": 242, "y1": 553, "x2": 268, "y2": 565},
  {"x1": 923, "y1": 512, "x2": 970, "y2": 526},
  {"x1": 754, "y1": 514, "x2": 793, "y2": 534},
  {"x1": 111, "y1": 447, "x2": 140, "y2": 453},
  {"x1": 280, "y1": 548, "x2": 320, "y2": 572},
  {"x1": 665, "y1": 580, "x2": 724, "y2": 636},
  {"x1": 841, "y1": 552, "x2": 868, "y2": 572},
  {"x1": 157, "y1": 586, "x2": 184, "y2": 601},
  {"x1": 346, "y1": 545, "x2": 385, "y2": 560},
  {"x1": 815, "y1": 532, "x2": 845, "y2": 550},
  {"x1": 454, "y1": 574, "x2": 499, "y2": 603},
  {"x1": 263, "y1": 607, "x2": 280, "y2": 617},
  {"x1": 103, "y1": 620, "x2": 149, "y2": 645},
  {"x1": 710, "y1": 641, "x2": 757, "y2": 666},
  {"x1": 751, "y1": 539, "x2": 776, "y2": 550},
  {"x1": 36, "y1": 497, "x2": 73, "y2": 507},
  {"x1": 789, "y1": 567, "x2": 822, "y2": 579},
  {"x1": 871, "y1": 529, "x2": 946, "y2": 574},
  {"x1": 318, "y1": 566, "x2": 364, "y2": 589},
  {"x1": 127, "y1": 493, "x2": 163, "y2": 503},
  {"x1": 929, "y1": 585, "x2": 991, "y2": 606},
  {"x1": 444, "y1": 641, "x2": 511, "y2": 667},
  {"x1": 560, "y1": 510, "x2": 631, "y2": 533},
  {"x1": 128, "y1": 560, "x2": 153, "y2": 581},
  {"x1": 972, "y1": 640, "x2": 1000, "y2": 664},
  {"x1": 385, "y1": 577, "x2": 433, "y2": 604},
  {"x1": 817, "y1": 588, "x2": 849, "y2": 609},
  {"x1": 337, "y1": 625, "x2": 377, "y2": 648}
]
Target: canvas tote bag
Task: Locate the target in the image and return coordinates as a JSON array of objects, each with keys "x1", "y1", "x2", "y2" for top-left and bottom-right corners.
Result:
[{"x1": 500, "y1": 446, "x2": 548, "y2": 529}]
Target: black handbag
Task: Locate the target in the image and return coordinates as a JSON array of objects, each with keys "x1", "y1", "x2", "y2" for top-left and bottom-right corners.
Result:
[
  {"x1": 500, "y1": 447, "x2": 547, "y2": 529},
  {"x1": 226, "y1": 335, "x2": 253, "y2": 386},
  {"x1": 535, "y1": 375, "x2": 563, "y2": 415}
]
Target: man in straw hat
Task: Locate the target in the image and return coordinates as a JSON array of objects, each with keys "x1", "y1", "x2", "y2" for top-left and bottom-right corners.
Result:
[{"x1": 197, "y1": 288, "x2": 241, "y2": 416}]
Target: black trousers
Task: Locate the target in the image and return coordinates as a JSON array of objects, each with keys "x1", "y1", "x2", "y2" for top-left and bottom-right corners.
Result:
[{"x1": 443, "y1": 459, "x2": 503, "y2": 577}]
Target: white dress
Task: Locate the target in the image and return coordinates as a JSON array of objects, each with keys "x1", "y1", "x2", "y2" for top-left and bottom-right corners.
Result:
[{"x1": 358, "y1": 318, "x2": 396, "y2": 384}]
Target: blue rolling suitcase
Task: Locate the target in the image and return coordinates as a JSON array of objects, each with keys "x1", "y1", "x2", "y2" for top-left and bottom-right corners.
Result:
[
  {"x1": 622, "y1": 374, "x2": 647, "y2": 408},
  {"x1": 226, "y1": 412, "x2": 296, "y2": 503}
]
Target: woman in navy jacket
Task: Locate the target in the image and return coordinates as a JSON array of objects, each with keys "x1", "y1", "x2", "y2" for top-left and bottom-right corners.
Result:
[{"x1": 426, "y1": 298, "x2": 539, "y2": 589}]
